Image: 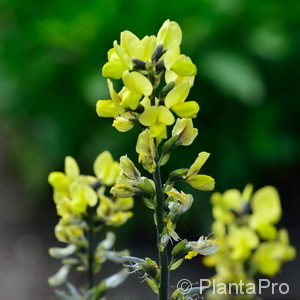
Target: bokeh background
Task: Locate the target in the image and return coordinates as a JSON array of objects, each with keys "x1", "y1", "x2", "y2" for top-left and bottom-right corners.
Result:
[{"x1": 0, "y1": 0, "x2": 299, "y2": 299}]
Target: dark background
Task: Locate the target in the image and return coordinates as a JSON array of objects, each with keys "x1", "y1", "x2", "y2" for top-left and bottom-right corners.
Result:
[{"x1": 0, "y1": 0, "x2": 299, "y2": 299}]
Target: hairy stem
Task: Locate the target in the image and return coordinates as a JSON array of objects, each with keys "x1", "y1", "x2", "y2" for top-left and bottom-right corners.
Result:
[{"x1": 153, "y1": 165, "x2": 169, "y2": 300}]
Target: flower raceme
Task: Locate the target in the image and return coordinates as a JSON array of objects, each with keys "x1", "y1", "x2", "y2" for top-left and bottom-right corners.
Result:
[
  {"x1": 96, "y1": 20, "x2": 199, "y2": 142},
  {"x1": 203, "y1": 185, "x2": 296, "y2": 285},
  {"x1": 48, "y1": 152, "x2": 132, "y2": 297},
  {"x1": 96, "y1": 20, "x2": 217, "y2": 299},
  {"x1": 48, "y1": 151, "x2": 134, "y2": 243}
]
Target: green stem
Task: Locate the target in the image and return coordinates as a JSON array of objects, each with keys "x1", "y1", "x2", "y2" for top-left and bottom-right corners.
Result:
[
  {"x1": 87, "y1": 208, "x2": 94, "y2": 289},
  {"x1": 153, "y1": 165, "x2": 169, "y2": 300}
]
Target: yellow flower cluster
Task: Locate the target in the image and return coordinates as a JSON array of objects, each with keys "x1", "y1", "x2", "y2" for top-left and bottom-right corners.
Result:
[
  {"x1": 203, "y1": 185, "x2": 296, "y2": 285},
  {"x1": 48, "y1": 151, "x2": 133, "y2": 243},
  {"x1": 96, "y1": 20, "x2": 200, "y2": 170}
]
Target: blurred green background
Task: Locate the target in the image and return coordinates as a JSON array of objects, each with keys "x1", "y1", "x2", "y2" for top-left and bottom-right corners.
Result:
[{"x1": 0, "y1": 0, "x2": 299, "y2": 299}]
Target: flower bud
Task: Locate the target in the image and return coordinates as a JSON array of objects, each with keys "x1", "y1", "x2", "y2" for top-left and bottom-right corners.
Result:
[
  {"x1": 159, "y1": 81, "x2": 175, "y2": 100},
  {"x1": 151, "y1": 44, "x2": 164, "y2": 61},
  {"x1": 171, "y1": 240, "x2": 188, "y2": 259}
]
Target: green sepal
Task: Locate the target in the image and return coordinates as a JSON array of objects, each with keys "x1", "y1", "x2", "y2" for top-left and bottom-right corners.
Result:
[{"x1": 170, "y1": 258, "x2": 184, "y2": 270}]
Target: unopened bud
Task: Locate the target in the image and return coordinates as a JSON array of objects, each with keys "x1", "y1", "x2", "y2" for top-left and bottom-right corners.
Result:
[
  {"x1": 171, "y1": 240, "x2": 188, "y2": 259},
  {"x1": 156, "y1": 60, "x2": 165, "y2": 72},
  {"x1": 132, "y1": 58, "x2": 146, "y2": 70},
  {"x1": 160, "y1": 81, "x2": 175, "y2": 100},
  {"x1": 162, "y1": 135, "x2": 178, "y2": 153},
  {"x1": 151, "y1": 44, "x2": 164, "y2": 61}
]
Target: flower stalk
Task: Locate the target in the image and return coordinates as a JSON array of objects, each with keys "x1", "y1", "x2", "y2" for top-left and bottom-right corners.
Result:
[{"x1": 153, "y1": 163, "x2": 169, "y2": 300}]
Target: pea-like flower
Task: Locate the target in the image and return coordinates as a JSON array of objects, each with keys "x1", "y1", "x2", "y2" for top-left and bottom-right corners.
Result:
[
  {"x1": 227, "y1": 225, "x2": 259, "y2": 260},
  {"x1": 139, "y1": 106, "x2": 175, "y2": 140},
  {"x1": 111, "y1": 156, "x2": 155, "y2": 197},
  {"x1": 96, "y1": 79, "x2": 124, "y2": 117},
  {"x1": 166, "y1": 187, "x2": 193, "y2": 219},
  {"x1": 97, "y1": 187, "x2": 133, "y2": 226},
  {"x1": 252, "y1": 229, "x2": 296, "y2": 276},
  {"x1": 136, "y1": 129, "x2": 157, "y2": 173},
  {"x1": 185, "y1": 236, "x2": 218, "y2": 259},
  {"x1": 171, "y1": 118, "x2": 198, "y2": 146},
  {"x1": 249, "y1": 186, "x2": 282, "y2": 240},
  {"x1": 164, "y1": 80, "x2": 199, "y2": 118},
  {"x1": 184, "y1": 152, "x2": 215, "y2": 191},
  {"x1": 211, "y1": 184, "x2": 253, "y2": 224}
]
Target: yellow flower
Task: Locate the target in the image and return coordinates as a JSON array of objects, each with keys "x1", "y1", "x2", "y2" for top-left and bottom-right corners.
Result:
[
  {"x1": 249, "y1": 186, "x2": 282, "y2": 240},
  {"x1": 171, "y1": 118, "x2": 198, "y2": 146},
  {"x1": 161, "y1": 219, "x2": 180, "y2": 248},
  {"x1": 164, "y1": 49, "x2": 197, "y2": 81},
  {"x1": 119, "y1": 155, "x2": 141, "y2": 180},
  {"x1": 120, "y1": 30, "x2": 144, "y2": 60},
  {"x1": 185, "y1": 236, "x2": 218, "y2": 259},
  {"x1": 227, "y1": 225, "x2": 259, "y2": 260},
  {"x1": 49, "y1": 152, "x2": 121, "y2": 219},
  {"x1": 165, "y1": 69, "x2": 195, "y2": 88},
  {"x1": 140, "y1": 35, "x2": 157, "y2": 61},
  {"x1": 171, "y1": 55, "x2": 197, "y2": 77},
  {"x1": 96, "y1": 79, "x2": 124, "y2": 117},
  {"x1": 157, "y1": 19, "x2": 182, "y2": 49},
  {"x1": 252, "y1": 229, "x2": 296, "y2": 276},
  {"x1": 102, "y1": 48, "x2": 129, "y2": 79},
  {"x1": 48, "y1": 171, "x2": 70, "y2": 192},
  {"x1": 102, "y1": 30, "x2": 158, "y2": 80},
  {"x1": 112, "y1": 112, "x2": 135, "y2": 132},
  {"x1": 184, "y1": 152, "x2": 215, "y2": 191},
  {"x1": 122, "y1": 70, "x2": 153, "y2": 97},
  {"x1": 68, "y1": 182, "x2": 98, "y2": 216},
  {"x1": 164, "y1": 80, "x2": 189, "y2": 108},
  {"x1": 111, "y1": 156, "x2": 155, "y2": 197},
  {"x1": 211, "y1": 185, "x2": 253, "y2": 223},
  {"x1": 166, "y1": 187, "x2": 194, "y2": 218},
  {"x1": 139, "y1": 106, "x2": 175, "y2": 140},
  {"x1": 164, "y1": 80, "x2": 199, "y2": 118},
  {"x1": 97, "y1": 188, "x2": 133, "y2": 226},
  {"x1": 93, "y1": 151, "x2": 120, "y2": 186},
  {"x1": 136, "y1": 129, "x2": 157, "y2": 173},
  {"x1": 55, "y1": 218, "x2": 84, "y2": 243}
]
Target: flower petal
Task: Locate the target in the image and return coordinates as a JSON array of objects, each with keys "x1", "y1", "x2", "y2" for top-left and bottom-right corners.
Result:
[
  {"x1": 187, "y1": 152, "x2": 210, "y2": 177},
  {"x1": 172, "y1": 101, "x2": 200, "y2": 118},
  {"x1": 158, "y1": 106, "x2": 175, "y2": 125},
  {"x1": 187, "y1": 174, "x2": 215, "y2": 191},
  {"x1": 164, "y1": 81, "x2": 190, "y2": 108}
]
